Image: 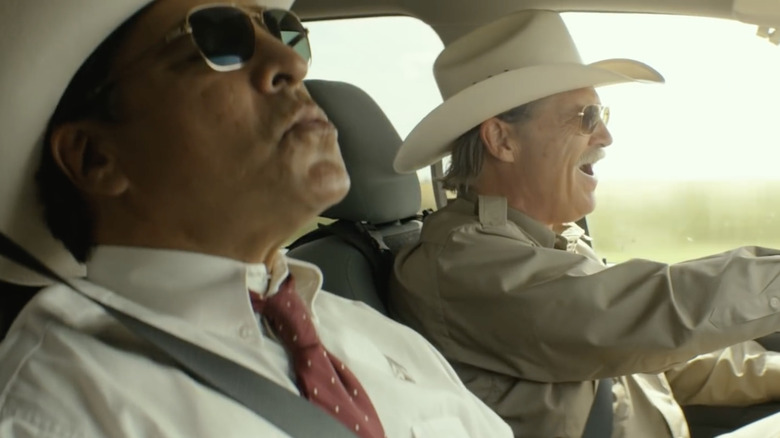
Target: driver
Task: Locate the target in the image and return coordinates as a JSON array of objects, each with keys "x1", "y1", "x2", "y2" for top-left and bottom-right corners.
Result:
[{"x1": 391, "y1": 9, "x2": 780, "y2": 438}]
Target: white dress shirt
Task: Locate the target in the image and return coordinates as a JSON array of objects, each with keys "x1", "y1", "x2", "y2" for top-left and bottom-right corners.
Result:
[{"x1": 0, "y1": 246, "x2": 512, "y2": 437}]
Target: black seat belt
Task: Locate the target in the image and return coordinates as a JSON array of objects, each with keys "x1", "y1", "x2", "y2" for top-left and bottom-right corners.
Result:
[
  {"x1": 0, "y1": 233, "x2": 357, "y2": 438},
  {"x1": 581, "y1": 378, "x2": 614, "y2": 438}
]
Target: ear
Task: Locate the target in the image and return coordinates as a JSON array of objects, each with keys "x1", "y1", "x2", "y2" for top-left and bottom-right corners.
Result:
[
  {"x1": 49, "y1": 122, "x2": 129, "y2": 197},
  {"x1": 480, "y1": 118, "x2": 516, "y2": 163}
]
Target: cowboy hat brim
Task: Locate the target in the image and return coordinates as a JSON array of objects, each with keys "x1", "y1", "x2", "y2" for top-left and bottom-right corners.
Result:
[{"x1": 394, "y1": 58, "x2": 664, "y2": 173}]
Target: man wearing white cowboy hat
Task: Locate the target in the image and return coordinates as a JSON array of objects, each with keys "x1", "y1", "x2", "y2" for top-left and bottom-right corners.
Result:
[
  {"x1": 391, "y1": 9, "x2": 780, "y2": 438},
  {"x1": 0, "y1": 0, "x2": 514, "y2": 437}
]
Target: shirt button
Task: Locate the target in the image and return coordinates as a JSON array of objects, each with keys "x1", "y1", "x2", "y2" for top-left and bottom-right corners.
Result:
[
  {"x1": 239, "y1": 324, "x2": 254, "y2": 339},
  {"x1": 771, "y1": 297, "x2": 780, "y2": 310}
]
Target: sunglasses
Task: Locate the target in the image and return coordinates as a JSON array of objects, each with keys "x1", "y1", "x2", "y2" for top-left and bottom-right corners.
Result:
[
  {"x1": 87, "y1": 4, "x2": 310, "y2": 102},
  {"x1": 578, "y1": 104, "x2": 610, "y2": 135},
  {"x1": 168, "y1": 4, "x2": 311, "y2": 71}
]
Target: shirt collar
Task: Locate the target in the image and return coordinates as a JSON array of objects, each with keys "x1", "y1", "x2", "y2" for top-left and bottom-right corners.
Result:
[{"x1": 85, "y1": 246, "x2": 324, "y2": 334}]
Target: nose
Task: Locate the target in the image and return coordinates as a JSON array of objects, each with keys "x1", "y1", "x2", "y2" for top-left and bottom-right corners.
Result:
[
  {"x1": 591, "y1": 120, "x2": 613, "y2": 148},
  {"x1": 250, "y1": 30, "x2": 308, "y2": 94}
]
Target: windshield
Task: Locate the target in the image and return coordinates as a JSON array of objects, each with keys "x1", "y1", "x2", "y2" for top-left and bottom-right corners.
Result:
[{"x1": 306, "y1": 13, "x2": 780, "y2": 264}]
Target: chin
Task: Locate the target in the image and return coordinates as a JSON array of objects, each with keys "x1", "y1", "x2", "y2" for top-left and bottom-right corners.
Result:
[
  {"x1": 556, "y1": 192, "x2": 596, "y2": 224},
  {"x1": 574, "y1": 198, "x2": 597, "y2": 221},
  {"x1": 305, "y1": 163, "x2": 351, "y2": 212}
]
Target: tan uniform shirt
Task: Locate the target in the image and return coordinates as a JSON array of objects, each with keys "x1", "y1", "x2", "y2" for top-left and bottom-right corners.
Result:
[
  {"x1": 390, "y1": 195, "x2": 780, "y2": 437},
  {"x1": 0, "y1": 246, "x2": 512, "y2": 437}
]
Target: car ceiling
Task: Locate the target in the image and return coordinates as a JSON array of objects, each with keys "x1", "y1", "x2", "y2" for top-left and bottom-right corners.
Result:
[{"x1": 292, "y1": 0, "x2": 738, "y2": 43}]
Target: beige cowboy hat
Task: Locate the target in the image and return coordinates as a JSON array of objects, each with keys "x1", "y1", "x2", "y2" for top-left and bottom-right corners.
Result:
[
  {"x1": 0, "y1": 0, "x2": 294, "y2": 285},
  {"x1": 394, "y1": 9, "x2": 665, "y2": 173}
]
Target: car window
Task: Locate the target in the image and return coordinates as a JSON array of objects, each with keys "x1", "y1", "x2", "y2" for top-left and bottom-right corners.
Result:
[
  {"x1": 304, "y1": 13, "x2": 780, "y2": 265},
  {"x1": 562, "y1": 13, "x2": 780, "y2": 263}
]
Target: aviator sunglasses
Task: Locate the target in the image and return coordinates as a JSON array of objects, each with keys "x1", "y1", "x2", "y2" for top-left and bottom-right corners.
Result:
[
  {"x1": 168, "y1": 4, "x2": 311, "y2": 71},
  {"x1": 578, "y1": 104, "x2": 610, "y2": 135},
  {"x1": 89, "y1": 4, "x2": 310, "y2": 99}
]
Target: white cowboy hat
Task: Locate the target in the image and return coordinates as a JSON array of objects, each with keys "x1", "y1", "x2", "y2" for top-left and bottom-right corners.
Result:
[
  {"x1": 0, "y1": 0, "x2": 294, "y2": 285},
  {"x1": 394, "y1": 9, "x2": 665, "y2": 173}
]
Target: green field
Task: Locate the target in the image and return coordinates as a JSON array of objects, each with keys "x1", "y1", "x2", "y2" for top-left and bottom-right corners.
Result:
[{"x1": 588, "y1": 180, "x2": 780, "y2": 263}]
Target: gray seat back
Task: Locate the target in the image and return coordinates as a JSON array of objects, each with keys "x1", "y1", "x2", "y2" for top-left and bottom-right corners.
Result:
[{"x1": 287, "y1": 80, "x2": 422, "y2": 314}]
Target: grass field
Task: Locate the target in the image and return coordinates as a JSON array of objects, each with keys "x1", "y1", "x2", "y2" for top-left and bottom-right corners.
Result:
[{"x1": 589, "y1": 180, "x2": 780, "y2": 263}]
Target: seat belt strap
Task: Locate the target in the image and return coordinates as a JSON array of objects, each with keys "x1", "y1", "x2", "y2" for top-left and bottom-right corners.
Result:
[
  {"x1": 581, "y1": 378, "x2": 614, "y2": 438},
  {"x1": 0, "y1": 233, "x2": 357, "y2": 438}
]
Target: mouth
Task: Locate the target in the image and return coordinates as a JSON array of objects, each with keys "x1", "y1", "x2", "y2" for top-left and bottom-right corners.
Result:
[
  {"x1": 579, "y1": 164, "x2": 594, "y2": 176},
  {"x1": 576, "y1": 148, "x2": 606, "y2": 178},
  {"x1": 286, "y1": 103, "x2": 333, "y2": 134}
]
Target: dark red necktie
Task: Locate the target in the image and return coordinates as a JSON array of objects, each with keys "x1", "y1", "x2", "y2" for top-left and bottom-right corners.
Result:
[{"x1": 250, "y1": 276, "x2": 385, "y2": 438}]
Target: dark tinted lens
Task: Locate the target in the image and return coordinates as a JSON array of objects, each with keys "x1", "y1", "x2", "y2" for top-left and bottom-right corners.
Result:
[
  {"x1": 581, "y1": 105, "x2": 603, "y2": 134},
  {"x1": 189, "y1": 6, "x2": 255, "y2": 68},
  {"x1": 263, "y1": 9, "x2": 311, "y2": 62}
]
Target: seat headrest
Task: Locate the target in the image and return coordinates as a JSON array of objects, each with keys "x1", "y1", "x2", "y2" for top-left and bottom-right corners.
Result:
[{"x1": 306, "y1": 80, "x2": 421, "y2": 225}]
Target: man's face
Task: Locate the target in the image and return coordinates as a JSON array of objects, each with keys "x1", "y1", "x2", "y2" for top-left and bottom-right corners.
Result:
[
  {"x1": 91, "y1": 0, "x2": 349, "y2": 256},
  {"x1": 507, "y1": 87, "x2": 612, "y2": 225}
]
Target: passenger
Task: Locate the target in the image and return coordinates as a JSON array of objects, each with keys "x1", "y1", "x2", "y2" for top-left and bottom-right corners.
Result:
[
  {"x1": 0, "y1": 0, "x2": 512, "y2": 436},
  {"x1": 391, "y1": 9, "x2": 780, "y2": 438}
]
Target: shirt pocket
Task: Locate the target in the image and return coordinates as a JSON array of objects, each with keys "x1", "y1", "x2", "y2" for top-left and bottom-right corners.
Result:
[{"x1": 412, "y1": 417, "x2": 471, "y2": 438}]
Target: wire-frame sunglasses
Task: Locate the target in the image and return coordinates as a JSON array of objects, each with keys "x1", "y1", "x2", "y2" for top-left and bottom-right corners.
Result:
[
  {"x1": 87, "y1": 4, "x2": 311, "y2": 101},
  {"x1": 578, "y1": 104, "x2": 610, "y2": 135},
  {"x1": 169, "y1": 4, "x2": 311, "y2": 72}
]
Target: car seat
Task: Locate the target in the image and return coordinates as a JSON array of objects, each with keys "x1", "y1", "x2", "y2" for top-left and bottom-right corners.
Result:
[{"x1": 286, "y1": 79, "x2": 424, "y2": 315}]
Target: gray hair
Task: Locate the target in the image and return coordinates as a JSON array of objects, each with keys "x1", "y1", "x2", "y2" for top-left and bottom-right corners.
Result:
[{"x1": 441, "y1": 101, "x2": 537, "y2": 194}]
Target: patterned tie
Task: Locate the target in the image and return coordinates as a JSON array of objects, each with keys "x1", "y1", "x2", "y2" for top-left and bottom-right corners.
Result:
[{"x1": 250, "y1": 276, "x2": 385, "y2": 438}]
